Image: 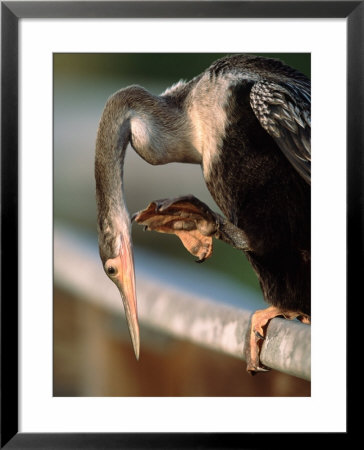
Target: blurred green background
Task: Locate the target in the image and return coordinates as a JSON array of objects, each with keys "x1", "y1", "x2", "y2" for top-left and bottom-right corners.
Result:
[{"x1": 53, "y1": 53, "x2": 311, "y2": 396}]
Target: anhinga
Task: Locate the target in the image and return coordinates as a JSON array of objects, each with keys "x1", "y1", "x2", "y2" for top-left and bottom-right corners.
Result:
[{"x1": 95, "y1": 54, "x2": 311, "y2": 373}]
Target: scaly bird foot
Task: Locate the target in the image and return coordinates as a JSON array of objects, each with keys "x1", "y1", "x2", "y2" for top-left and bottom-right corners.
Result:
[
  {"x1": 132, "y1": 195, "x2": 221, "y2": 262},
  {"x1": 245, "y1": 306, "x2": 311, "y2": 375}
]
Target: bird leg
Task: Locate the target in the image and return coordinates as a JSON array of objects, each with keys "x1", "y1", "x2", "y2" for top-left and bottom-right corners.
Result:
[
  {"x1": 132, "y1": 195, "x2": 251, "y2": 262},
  {"x1": 245, "y1": 306, "x2": 311, "y2": 374}
]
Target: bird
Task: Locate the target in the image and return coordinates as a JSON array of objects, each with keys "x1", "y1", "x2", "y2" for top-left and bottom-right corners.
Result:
[{"x1": 95, "y1": 54, "x2": 311, "y2": 373}]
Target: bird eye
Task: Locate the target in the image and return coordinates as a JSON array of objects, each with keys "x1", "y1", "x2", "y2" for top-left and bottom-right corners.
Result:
[{"x1": 107, "y1": 265, "x2": 117, "y2": 276}]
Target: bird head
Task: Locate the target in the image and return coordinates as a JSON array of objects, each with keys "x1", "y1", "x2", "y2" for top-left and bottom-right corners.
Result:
[{"x1": 97, "y1": 211, "x2": 140, "y2": 360}]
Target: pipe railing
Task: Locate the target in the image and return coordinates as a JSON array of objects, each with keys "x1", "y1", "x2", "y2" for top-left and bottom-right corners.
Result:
[{"x1": 54, "y1": 223, "x2": 311, "y2": 381}]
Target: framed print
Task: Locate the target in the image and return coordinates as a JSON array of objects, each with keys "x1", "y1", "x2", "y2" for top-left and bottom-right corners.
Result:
[{"x1": 1, "y1": 1, "x2": 360, "y2": 447}]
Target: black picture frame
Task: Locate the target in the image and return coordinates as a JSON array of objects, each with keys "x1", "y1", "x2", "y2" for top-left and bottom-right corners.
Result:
[{"x1": 1, "y1": 1, "x2": 358, "y2": 447}]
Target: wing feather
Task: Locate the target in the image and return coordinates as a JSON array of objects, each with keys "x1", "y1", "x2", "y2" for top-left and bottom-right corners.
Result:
[{"x1": 250, "y1": 80, "x2": 311, "y2": 184}]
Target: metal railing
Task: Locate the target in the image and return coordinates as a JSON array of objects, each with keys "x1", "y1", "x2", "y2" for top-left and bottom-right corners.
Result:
[{"x1": 54, "y1": 223, "x2": 311, "y2": 381}]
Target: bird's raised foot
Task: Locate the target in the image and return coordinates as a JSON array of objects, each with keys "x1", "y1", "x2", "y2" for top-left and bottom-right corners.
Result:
[
  {"x1": 245, "y1": 306, "x2": 311, "y2": 375},
  {"x1": 132, "y1": 195, "x2": 220, "y2": 262}
]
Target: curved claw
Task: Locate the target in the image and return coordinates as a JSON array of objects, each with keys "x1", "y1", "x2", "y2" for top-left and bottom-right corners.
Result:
[
  {"x1": 247, "y1": 364, "x2": 271, "y2": 375},
  {"x1": 195, "y1": 257, "x2": 206, "y2": 264},
  {"x1": 254, "y1": 330, "x2": 265, "y2": 340}
]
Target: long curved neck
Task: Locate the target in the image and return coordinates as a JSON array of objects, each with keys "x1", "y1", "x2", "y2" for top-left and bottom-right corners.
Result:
[
  {"x1": 95, "y1": 85, "x2": 201, "y2": 258},
  {"x1": 95, "y1": 101, "x2": 130, "y2": 259}
]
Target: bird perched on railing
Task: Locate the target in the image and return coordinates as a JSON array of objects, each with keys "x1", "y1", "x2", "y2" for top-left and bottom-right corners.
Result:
[{"x1": 95, "y1": 54, "x2": 311, "y2": 373}]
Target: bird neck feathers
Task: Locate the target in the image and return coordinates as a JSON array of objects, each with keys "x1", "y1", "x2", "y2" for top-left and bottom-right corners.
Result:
[{"x1": 95, "y1": 84, "x2": 201, "y2": 259}]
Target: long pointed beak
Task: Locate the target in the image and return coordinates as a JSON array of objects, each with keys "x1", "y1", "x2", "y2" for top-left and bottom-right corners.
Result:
[{"x1": 112, "y1": 238, "x2": 140, "y2": 360}]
